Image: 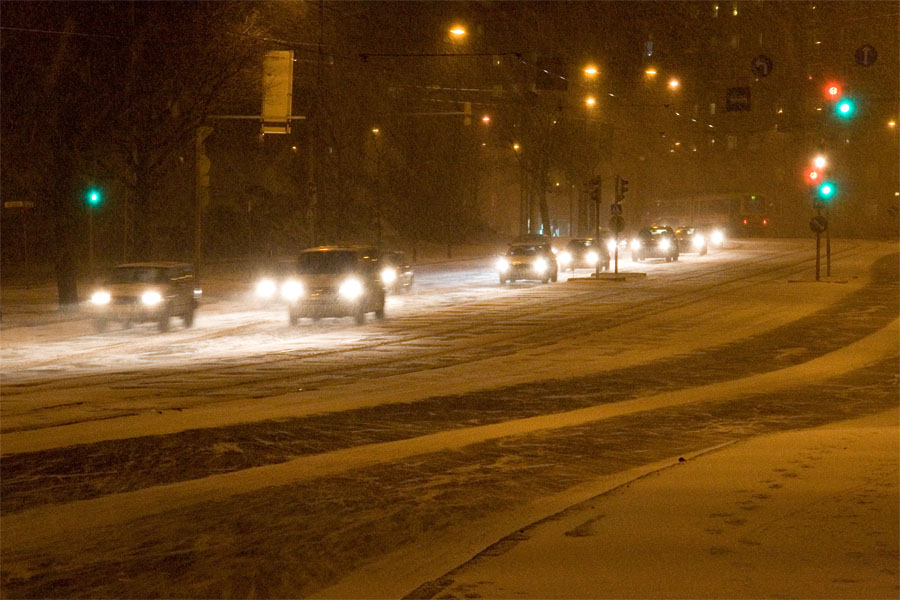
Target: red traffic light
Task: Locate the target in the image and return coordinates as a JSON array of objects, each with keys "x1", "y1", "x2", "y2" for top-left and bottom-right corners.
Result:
[
  {"x1": 807, "y1": 169, "x2": 819, "y2": 183},
  {"x1": 825, "y1": 82, "x2": 841, "y2": 99}
]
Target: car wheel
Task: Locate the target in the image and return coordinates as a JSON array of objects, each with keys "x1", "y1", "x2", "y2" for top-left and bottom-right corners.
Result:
[
  {"x1": 354, "y1": 307, "x2": 366, "y2": 324},
  {"x1": 289, "y1": 309, "x2": 299, "y2": 326},
  {"x1": 182, "y1": 307, "x2": 195, "y2": 328},
  {"x1": 551, "y1": 269, "x2": 558, "y2": 283},
  {"x1": 94, "y1": 318, "x2": 108, "y2": 333},
  {"x1": 157, "y1": 305, "x2": 171, "y2": 333},
  {"x1": 499, "y1": 274, "x2": 507, "y2": 285}
]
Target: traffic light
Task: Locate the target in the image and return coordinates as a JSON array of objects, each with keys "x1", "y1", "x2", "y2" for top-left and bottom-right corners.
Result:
[
  {"x1": 806, "y1": 169, "x2": 820, "y2": 183},
  {"x1": 619, "y1": 178, "x2": 629, "y2": 198},
  {"x1": 817, "y1": 181, "x2": 837, "y2": 202},
  {"x1": 824, "y1": 82, "x2": 841, "y2": 100},
  {"x1": 835, "y1": 98, "x2": 856, "y2": 119},
  {"x1": 85, "y1": 187, "x2": 103, "y2": 207}
]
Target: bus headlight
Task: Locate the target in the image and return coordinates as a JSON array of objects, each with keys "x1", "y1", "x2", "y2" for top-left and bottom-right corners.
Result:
[
  {"x1": 255, "y1": 278, "x2": 277, "y2": 299},
  {"x1": 533, "y1": 257, "x2": 548, "y2": 273},
  {"x1": 339, "y1": 277, "x2": 364, "y2": 300},
  {"x1": 141, "y1": 290, "x2": 163, "y2": 306},
  {"x1": 692, "y1": 234, "x2": 706, "y2": 249},
  {"x1": 558, "y1": 251, "x2": 572, "y2": 266},
  {"x1": 496, "y1": 258, "x2": 509, "y2": 272},
  {"x1": 586, "y1": 251, "x2": 599, "y2": 265},
  {"x1": 281, "y1": 279, "x2": 304, "y2": 301},
  {"x1": 90, "y1": 290, "x2": 111, "y2": 306}
]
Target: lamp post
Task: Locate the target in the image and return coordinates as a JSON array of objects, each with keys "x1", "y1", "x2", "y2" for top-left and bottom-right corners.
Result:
[{"x1": 372, "y1": 127, "x2": 382, "y2": 247}]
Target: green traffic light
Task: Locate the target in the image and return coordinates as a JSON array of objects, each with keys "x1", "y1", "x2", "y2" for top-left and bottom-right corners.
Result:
[
  {"x1": 817, "y1": 181, "x2": 836, "y2": 201},
  {"x1": 835, "y1": 98, "x2": 855, "y2": 118},
  {"x1": 85, "y1": 187, "x2": 102, "y2": 207}
]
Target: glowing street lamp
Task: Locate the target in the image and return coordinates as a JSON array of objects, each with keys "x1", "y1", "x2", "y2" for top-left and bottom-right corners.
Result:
[
  {"x1": 481, "y1": 114, "x2": 491, "y2": 124},
  {"x1": 584, "y1": 65, "x2": 598, "y2": 77},
  {"x1": 644, "y1": 67, "x2": 658, "y2": 77},
  {"x1": 585, "y1": 96, "x2": 596, "y2": 108},
  {"x1": 512, "y1": 142, "x2": 520, "y2": 152},
  {"x1": 668, "y1": 78, "x2": 680, "y2": 90},
  {"x1": 813, "y1": 155, "x2": 827, "y2": 169},
  {"x1": 449, "y1": 26, "x2": 466, "y2": 38}
]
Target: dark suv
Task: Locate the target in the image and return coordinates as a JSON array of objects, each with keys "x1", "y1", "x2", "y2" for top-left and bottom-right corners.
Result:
[
  {"x1": 631, "y1": 226, "x2": 679, "y2": 262},
  {"x1": 281, "y1": 246, "x2": 386, "y2": 325},
  {"x1": 87, "y1": 262, "x2": 199, "y2": 332},
  {"x1": 497, "y1": 242, "x2": 559, "y2": 284}
]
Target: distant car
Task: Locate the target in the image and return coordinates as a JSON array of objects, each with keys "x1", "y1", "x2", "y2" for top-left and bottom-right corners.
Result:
[
  {"x1": 497, "y1": 242, "x2": 559, "y2": 284},
  {"x1": 631, "y1": 226, "x2": 679, "y2": 262},
  {"x1": 253, "y1": 260, "x2": 296, "y2": 304},
  {"x1": 674, "y1": 226, "x2": 708, "y2": 255},
  {"x1": 378, "y1": 250, "x2": 414, "y2": 294},
  {"x1": 557, "y1": 238, "x2": 610, "y2": 272},
  {"x1": 87, "y1": 262, "x2": 200, "y2": 332},
  {"x1": 281, "y1": 246, "x2": 386, "y2": 325}
]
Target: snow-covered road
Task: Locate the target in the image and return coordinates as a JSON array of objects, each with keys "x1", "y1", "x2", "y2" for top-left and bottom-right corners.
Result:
[{"x1": 1, "y1": 239, "x2": 897, "y2": 598}]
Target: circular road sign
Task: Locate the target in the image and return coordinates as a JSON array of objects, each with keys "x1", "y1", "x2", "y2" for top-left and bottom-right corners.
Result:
[
  {"x1": 751, "y1": 54, "x2": 773, "y2": 77},
  {"x1": 809, "y1": 215, "x2": 828, "y2": 234},
  {"x1": 609, "y1": 215, "x2": 625, "y2": 233}
]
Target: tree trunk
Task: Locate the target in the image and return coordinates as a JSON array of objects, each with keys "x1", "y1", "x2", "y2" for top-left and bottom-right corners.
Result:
[{"x1": 52, "y1": 166, "x2": 80, "y2": 310}]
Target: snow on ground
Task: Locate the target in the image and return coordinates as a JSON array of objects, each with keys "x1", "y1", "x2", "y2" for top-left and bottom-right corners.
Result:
[{"x1": 427, "y1": 407, "x2": 899, "y2": 599}]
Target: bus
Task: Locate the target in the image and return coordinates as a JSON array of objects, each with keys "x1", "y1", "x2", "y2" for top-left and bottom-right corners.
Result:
[{"x1": 645, "y1": 193, "x2": 779, "y2": 238}]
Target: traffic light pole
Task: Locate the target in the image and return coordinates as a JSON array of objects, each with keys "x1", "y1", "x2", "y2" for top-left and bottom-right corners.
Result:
[
  {"x1": 594, "y1": 176, "x2": 601, "y2": 278},
  {"x1": 825, "y1": 208, "x2": 831, "y2": 277}
]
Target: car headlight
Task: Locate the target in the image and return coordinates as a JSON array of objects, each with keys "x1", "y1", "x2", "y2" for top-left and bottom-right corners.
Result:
[
  {"x1": 281, "y1": 279, "x2": 304, "y2": 301},
  {"x1": 586, "y1": 251, "x2": 599, "y2": 265},
  {"x1": 496, "y1": 258, "x2": 509, "y2": 272},
  {"x1": 558, "y1": 251, "x2": 572, "y2": 266},
  {"x1": 606, "y1": 239, "x2": 617, "y2": 253},
  {"x1": 533, "y1": 257, "x2": 548, "y2": 273},
  {"x1": 692, "y1": 234, "x2": 706, "y2": 249},
  {"x1": 381, "y1": 267, "x2": 397, "y2": 285},
  {"x1": 256, "y1": 278, "x2": 277, "y2": 299},
  {"x1": 659, "y1": 238, "x2": 671, "y2": 251},
  {"x1": 141, "y1": 290, "x2": 163, "y2": 306},
  {"x1": 710, "y1": 229, "x2": 724, "y2": 245},
  {"x1": 90, "y1": 290, "x2": 111, "y2": 306},
  {"x1": 339, "y1": 277, "x2": 364, "y2": 300},
  {"x1": 631, "y1": 239, "x2": 642, "y2": 251}
]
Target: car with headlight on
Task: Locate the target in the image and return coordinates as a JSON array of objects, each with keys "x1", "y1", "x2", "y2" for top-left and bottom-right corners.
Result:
[
  {"x1": 674, "y1": 226, "x2": 708, "y2": 255},
  {"x1": 497, "y1": 242, "x2": 558, "y2": 284},
  {"x1": 253, "y1": 260, "x2": 296, "y2": 304},
  {"x1": 557, "y1": 237, "x2": 610, "y2": 272},
  {"x1": 87, "y1": 262, "x2": 199, "y2": 332},
  {"x1": 378, "y1": 250, "x2": 414, "y2": 294},
  {"x1": 281, "y1": 246, "x2": 386, "y2": 325},
  {"x1": 631, "y1": 226, "x2": 679, "y2": 262}
]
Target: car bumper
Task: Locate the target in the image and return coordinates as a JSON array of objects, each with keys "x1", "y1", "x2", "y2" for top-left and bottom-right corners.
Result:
[{"x1": 87, "y1": 303, "x2": 166, "y2": 322}]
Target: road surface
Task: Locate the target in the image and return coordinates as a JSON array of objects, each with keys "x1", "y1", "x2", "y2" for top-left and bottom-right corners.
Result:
[{"x1": 1, "y1": 239, "x2": 897, "y2": 598}]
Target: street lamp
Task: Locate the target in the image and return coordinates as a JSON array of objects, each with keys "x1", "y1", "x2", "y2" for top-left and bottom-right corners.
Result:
[
  {"x1": 584, "y1": 65, "x2": 598, "y2": 77},
  {"x1": 371, "y1": 127, "x2": 382, "y2": 246},
  {"x1": 449, "y1": 26, "x2": 466, "y2": 39},
  {"x1": 644, "y1": 67, "x2": 658, "y2": 77},
  {"x1": 585, "y1": 96, "x2": 596, "y2": 108},
  {"x1": 668, "y1": 78, "x2": 680, "y2": 90}
]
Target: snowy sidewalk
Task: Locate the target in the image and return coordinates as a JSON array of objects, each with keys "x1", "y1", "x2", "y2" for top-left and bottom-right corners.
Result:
[{"x1": 425, "y1": 407, "x2": 899, "y2": 599}]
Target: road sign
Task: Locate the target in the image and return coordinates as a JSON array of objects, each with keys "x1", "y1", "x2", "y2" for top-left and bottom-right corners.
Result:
[
  {"x1": 750, "y1": 54, "x2": 773, "y2": 77},
  {"x1": 609, "y1": 215, "x2": 625, "y2": 233},
  {"x1": 610, "y1": 203, "x2": 622, "y2": 216},
  {"x1": 855, "y1": 45, "x2": 877, "y2": 66},
  {"x1": 809, "y1": 215, "x2": 828, "y2": 234},
  {"x1": 726, "y1": 87, "x2": 751, "y2": 112}
]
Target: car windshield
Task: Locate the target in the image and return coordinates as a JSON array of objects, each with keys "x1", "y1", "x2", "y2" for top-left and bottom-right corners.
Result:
[
  {"x1": 297, "y1": 251, "x2": 360, "y2": 274},
  {"x1": 108, "y1": 267, "x2": 168, "y2": 284},
  {"x1": 508, "y1": 245, "x2": 538, "y2": 256}
]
